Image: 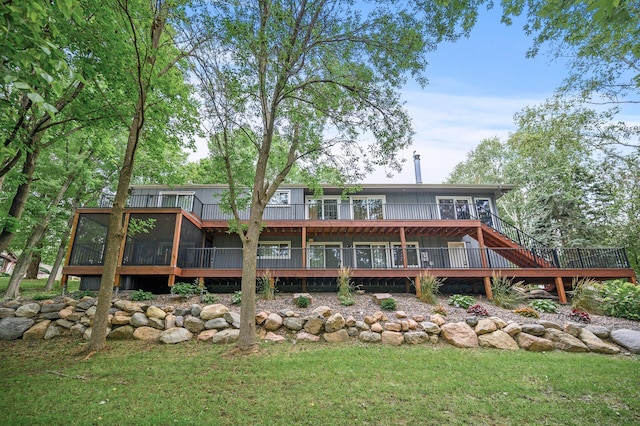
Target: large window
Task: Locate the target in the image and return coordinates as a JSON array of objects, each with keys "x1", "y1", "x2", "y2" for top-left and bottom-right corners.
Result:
[
  {"x1": 436, "y1": 197, "x2": 472, "y2": 220},
  {"x1": 267, "y1": 190, "x2": 290, "y2": 207},
  {"x1": 474, "y1": 198, "x2": 493, "y2": 226},
  {"x1": 354, "y1": 243, "x2": 389, "y2": 268},
  {"x1": 158, "y1": 192, "x2": 194, "y2": 211},
  {"x1": 351, "y1": 196, "x2": 385, "y2": 220},
  {"x1": 391, "y1": 242, "x2": 420, "y2": 268},
  {"x1": 258, "y1": 241, "x2": 291, "y2": 259},
  {"x1": 306, "y1": 197, "x2": 339, "y2": 220},
  {"x1": 307, "y1": 243, "x2": 342, "y2": 268}
]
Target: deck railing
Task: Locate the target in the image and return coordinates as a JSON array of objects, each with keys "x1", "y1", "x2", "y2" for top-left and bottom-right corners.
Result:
[{"x1": 176, "y1": 247, "x2": 630, "y2": 270}]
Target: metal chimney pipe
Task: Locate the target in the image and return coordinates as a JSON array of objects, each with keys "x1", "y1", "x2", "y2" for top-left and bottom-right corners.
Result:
[{"x1": 413, "y1": 151, "x2": 422, "y2": 184}]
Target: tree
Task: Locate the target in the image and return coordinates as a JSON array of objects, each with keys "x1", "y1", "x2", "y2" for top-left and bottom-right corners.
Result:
[
  {"x1": 87, "y1": 0, "x2": 201, "y2": 353},
  {"x1": 194, "y1": 0, "x2": 485, "y2": 352}
]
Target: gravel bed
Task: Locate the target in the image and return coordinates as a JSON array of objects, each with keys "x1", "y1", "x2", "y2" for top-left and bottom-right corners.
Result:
[{"x1": 148, "y1": 291, "x2": 640, "y2": 332}]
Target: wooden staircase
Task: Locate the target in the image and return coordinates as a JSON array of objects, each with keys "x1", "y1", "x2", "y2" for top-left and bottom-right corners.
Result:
[{"x1": 477, "y1": 223, "x2": 555, "y2": 269}]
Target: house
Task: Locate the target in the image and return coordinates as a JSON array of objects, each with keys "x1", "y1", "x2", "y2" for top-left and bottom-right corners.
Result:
[{"x1": 60, "y1": 175, "x2": 637, "y2": 304}]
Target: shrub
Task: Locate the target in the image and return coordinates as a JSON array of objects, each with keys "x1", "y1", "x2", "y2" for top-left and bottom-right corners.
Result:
[
  {"x1": 231, "y1": 291, "x2": 242, "y2": 305},
  {"x1": 295, "y1": 295, "x2": 310, "y2": 308},
  {"x1": 570, "y1": 277, "x2": 602, "y2": 314},
  {"x1": 433, "y1": 305, "x2": 448, "y2": 316},
  {"x1": 467, "y1": 304, "x2": 489, "y2": 316},
  {"x1": 600, "y1": 280, "x2": 640, "y2": 321},
  {"x1": 69, "y1": 290, "x2": 96, "y2": 299},
  {"x1": 171, "y1": 281, "x2": 199, "y2": 298},
  {"x1": 529, "y1": 299, "x2": 558, "y2": 313},
  {"x1": 415, "y1": 272, "x2": 445, "y2": 305},
  {"x1": 337, "y1": 267, "x2": 357, "y2": 297},
  {"x1": 339, "y1": 295, "x2": 355, "y2": 306},
  {"x1": 568, "y1": 308, "x2": 591, "y2": 324},
  {"x1": 381, "y1": 298, "x2": 397, "y2": 311},
  {"x1": 130, "y1": 289, "x2": 154, "y2": 301},
  {"x1": 448, "y1": 294, "x2": 474, "y2": 309},
  {"x1": 491, "y1": 273, "x2": 526, "y2": 309},
  {"x1": 513, "y1": 306, "x2": 540, "y2": 318},
  {"x1": 201, "y1": 292, "x2": 217, "y2": 304},
  {"x1": 32, "y1": 293, "x2": 59, "y2": 301}
]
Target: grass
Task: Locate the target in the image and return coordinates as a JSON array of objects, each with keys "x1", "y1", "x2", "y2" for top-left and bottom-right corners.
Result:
[
  {"x1": 0, "y1": 339, "x2": 638, "y2": 425},
  {"x1": 0, "y1": 277, "x2": 79, "y2": 299}
]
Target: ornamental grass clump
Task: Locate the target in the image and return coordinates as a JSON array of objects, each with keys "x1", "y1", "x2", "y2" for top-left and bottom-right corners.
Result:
[
  {"x1": 337, "y1": 267, "x2": 357, "y2": 306},
  {"x1": 415, "y1": 272, "x2": 445, "y2": 305},
  {"x1": 570, "y1": 277, "x2": 602, "y2": 314},
  {"x1": 258, "y1": 270, "x2": 276, "y2": 301},
  {"x1": 490, "y1": 273, "x2": 526, "y2": 309}
]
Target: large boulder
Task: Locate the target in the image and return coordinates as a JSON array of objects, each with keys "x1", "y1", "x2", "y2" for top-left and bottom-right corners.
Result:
[
  {"x1": 323, "y1": 329, "x2": 350, "y2": 343},
  {"x1": 160, "y1": 327, "x2": 193, "y2": 344},
  {"x1": 130, "y1": 312, "x2": 150, "y2": 328},
  {"x1": 15, "y1": 303, "x2": 41, "y2": 318},
  {"x1": 420, "y1": 321, "x2": 441, "y2": 335},
  {"x1": 264, "y1": 313, "x2": 283, "y2": 331},
  {"x1": 521, "y1": 323, "x2": 546, "y2": 337},
  {"x1": 204, "y1": 318, "x2": 229, "y2": 330},
  {"x1": 544, "y1": 329, "x2": 588, "y2": 352},
  {"x1": 324, "y1": 313, "x2": 345, "y2": 333},
  {"x1": 440, "y1": 322, "x2": 479, "y2": 348},
  {"x1": 211, "y1": 329, "x2": 240, "y2": 344},
  {"x1": 183, "y1": 316, "x2": 205, "y2": 333},
  {"x1": 224, "y1": 312, "x2": 241, "y2": 329},
  {"x1": 475, "y1": 319, "x2": 497, "y2": 335},
  {"x1": 358, "y1": 331, "x2": 382, "y2": 343},
  {"x1": 199, "y1": 304, "x2": 229, "y2": 320},
  {"x1": 578, "y1": 328, "x2": 620, "y2": 355},
  {"x1": 0, "y1": 317, "x2": 34, "y2": 340},
  {"x1": 404, "y1": 331, "x2": 428, "y2": 345},
  {"x1": 303, "y1": 316, "x2": 325, "y2": 335},
  {"x1": 610, "y1": 329, "x2": 640, "y2": 354},
  {"x1": 516, "y1": 333, "x2": 555, "y2": 352},
  {"x1": 478, "y1": 330, "x2": 519, "y2": 350},
  {"x1": 283, "y1": 317, "x2": 304, "y2": 331},
  {"x1": 381, "y1": 331, "x2": 404, "y2": 346},
  {"x1": 23, "y1": 320, "x2": 51, "y2": 340},
  {"x1": 133, "y1": 326, "x2": 163, "y2": 341},
  {"x1": 145, "y1": 306, "x2": 167, "y2": 320},
  {"x1": 296, "y1": 331, "x2": 321, "y2": 342},
  {"x1": 108, "y1": 325, "x2": 135, "y2": 340}
]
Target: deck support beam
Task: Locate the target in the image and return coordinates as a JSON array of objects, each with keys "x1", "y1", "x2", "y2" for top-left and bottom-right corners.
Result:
[
  {"x1": 483, "y1": 276, "x2": 493, "y2": 300},
  {"x1": 555, "y1": 276, "x2": 567, "y2": 304}
]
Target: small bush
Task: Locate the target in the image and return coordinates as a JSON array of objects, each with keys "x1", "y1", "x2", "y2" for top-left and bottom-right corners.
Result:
[
  {"x1": 381, "y1": 298, "x2": 397, "y2": 311},
  {"x1": 416, "y1": 272, "x2": 446, "y2": 305},
  {"x1": 32, "y1": 293, "x2": 59, "y2": 301},
  {"x1": 600, "y1": 280, "x2": 640, "y2": 321},
  {"x1": 568, "y1": 308, "x2": 591, "y2": 324},
  {"x1": 295, "y1": 295, "x2": 310, "y2": 308},
  {"x1": 467, "y1": 304, "x2": 489, "y2": 316},
  {"x1": 491, "y1": 273, "x2": 526, "y2": 309},
  {"x1": 433, "y1": 305, "x2": 448, "y2": 316},
  {"x1": 338, "y1": 295, "x2": 355, "y2": 306},
  {"x1": 231, "y1": 291, "x2": 242, "y2": 305},
  {"x1": 529, "y1": 299, "x2": 558, "y2": 313},
  {"x1": 201, "y1": 292, "x2": 217, "y2": 304},
  {"x1": 448, "y1": 294, "x2": 475, "y2": 309},
  {"x1": 513, "y1": 306, "x2": 540, "y2": 318},
  {"x1": 171, "y1": 281, "x2": 199, "y2": 298},
  {"x1": 69, "y1": 290, "x2": 96, "y2": 299},
  {"x1": 570, "y1": 277, "x2": 602, "y2": 314},
  {"x1": 130, "y1": 289, "x2": 154, "y2": 301}
]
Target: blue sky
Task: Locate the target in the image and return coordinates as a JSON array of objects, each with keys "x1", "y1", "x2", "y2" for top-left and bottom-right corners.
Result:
[{"x1": 371, "y1": 7, "x2": 571, "y2": 184}]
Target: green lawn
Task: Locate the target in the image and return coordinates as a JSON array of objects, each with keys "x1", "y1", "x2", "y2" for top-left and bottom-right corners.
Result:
[
  {"x1": 0, "y1": 339, "x2": 638, "y2": 425},
  {"x1": 0, "y1": 277, "x2": 79, "y2": 299}
]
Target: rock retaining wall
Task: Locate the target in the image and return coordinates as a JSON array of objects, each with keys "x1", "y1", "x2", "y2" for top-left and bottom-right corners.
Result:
[{"x1": 1, "y1": 296, "x2": 639, "y2": 354}]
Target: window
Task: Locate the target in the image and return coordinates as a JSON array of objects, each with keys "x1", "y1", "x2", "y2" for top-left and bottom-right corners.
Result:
[
  {"x1": 391, "y1": 242, "x2": 420, "y2": 268},
  {"x1": 306, "y1": 197, "x2": 339, "y2": 220},
  {"x1": 257, "y1": 241, "x2": 291, "y2": 259},
  {"x1": 436, "y1": 197, "x2": 472, "y2": 220},
  {"x1": 158, "y1": 192, "x2": 194, "y2": 211},
  {"x1": 474, "y1": 198, "x2": 493, "y2": 226},
  {"x1": 350, "y1": 196, "x2": 385, "y2": 220},
  {"x1": 307, "y1": 243, "x2": 342, "y2": 268},
  {"x1": 267, "y1": 190, "x2": 290, "y2": 207},
  {"x1": 354, "y1": 243, "x2": 389, "y2": 268}
]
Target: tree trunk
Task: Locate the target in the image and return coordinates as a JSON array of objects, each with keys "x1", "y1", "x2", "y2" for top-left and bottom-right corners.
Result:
[
  {"x1": 25, "y1": 252, "x2": 41, "y2": 279},
  {"x1": 237, "y1": 220, "x2": 262, "y2": 352},
  {"x1": 45, "y1": 227, "x2": 72, "y2": 292},
  {"x1": 87, "y1": 96, "x2": 144, "y2": 352},
  {"x1": 0, "y1": 144, "x2": 40, "y2": 254}
]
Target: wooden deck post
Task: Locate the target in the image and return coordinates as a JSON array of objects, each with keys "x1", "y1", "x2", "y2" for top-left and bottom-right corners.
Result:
[
  {"x1": 555, "y1": 276, "x2": 567, "y2": 304},
  {"x1": 415, "y1": 275, "x2": 422, "y2": 298},
  {"x1": 61, "y1": 210, "x2": 81, "y2": 293},
  {"x1": 476, "y1": 226, "x2": 489, "y2": 269},
  {"x1": 301, "y1": 227, "x2": 307, "y2": 269},
  {"x1": 400, "y1": 227, "x2": 408, "y2": 269},
  {"x1": 168, "y1": 212, "x2": 183, "y2": 287},
  {"x1": 483, "y1": 276, "x2": 493, "y2": 300}
]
